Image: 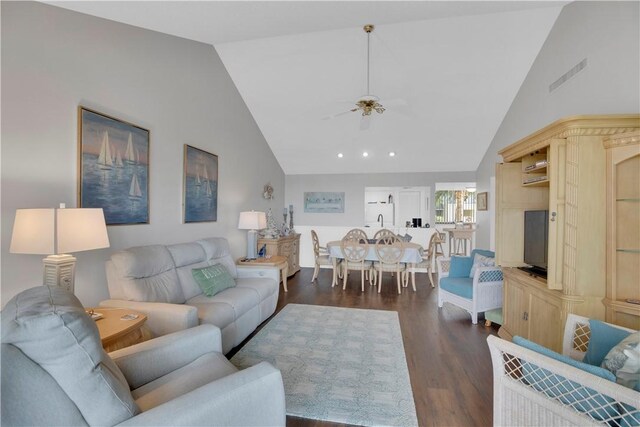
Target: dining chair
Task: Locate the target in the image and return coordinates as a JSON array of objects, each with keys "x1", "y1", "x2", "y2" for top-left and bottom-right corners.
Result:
[
  {"x1": 374, "y1": 235, "x2": 406, "y2": 294},
  {"x1": 373, "y1": 228, "x2": 395, "y2": 241},
  {"x1": 408, "y1": 232, "x2": 446, "y2": 289},
  {"x1": 344, "y1": 228, "x2": 368, "y2": 243},
  {"x1": 340, "y1": 236, "x2": 373, "y2": 292},
  {"x1": 311, "y1": 229, "x2": 339, "y2": 283}
]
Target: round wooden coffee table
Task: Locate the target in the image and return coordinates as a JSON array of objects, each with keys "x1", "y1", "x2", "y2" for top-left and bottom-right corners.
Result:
[{"x1": 87, "y1": 307, "x2": 152, "y2": 352}]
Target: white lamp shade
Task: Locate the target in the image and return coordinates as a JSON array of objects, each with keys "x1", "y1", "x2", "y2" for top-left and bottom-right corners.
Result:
[
  {"x1": 57, "y1": 208, "x2": 110, "y2": 253},
  {"x1": 238, "y1": 211, "x2": 267, "y2": 230},
  {"x1": 10, "y1": 208, "x2": 110, "y2": 255},
  {"x1": 10, "y1": 209, "x2": 55, "y2": 254}
]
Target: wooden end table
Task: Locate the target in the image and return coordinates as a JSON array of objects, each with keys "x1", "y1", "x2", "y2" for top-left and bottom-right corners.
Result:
[
  {"x1": 87, "y1": 307, "x2": 152, "y2": 352},
  {"x1": 237, "y1": 255, "x2": 289, "y2": 292}
]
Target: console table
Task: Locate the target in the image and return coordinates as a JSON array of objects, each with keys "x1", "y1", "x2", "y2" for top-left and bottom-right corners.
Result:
[{"x1": 257, "y1": 234, "x2": 300, "y2": 277}]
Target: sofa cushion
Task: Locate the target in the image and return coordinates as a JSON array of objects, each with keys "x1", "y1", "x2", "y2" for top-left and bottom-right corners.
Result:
[
  {"x1": 192, "y1": 264, "x2": 236, "y2": 297},
  {"x1": 188, "y1": 297, "x2": 237, "y2": 330},
  {"x1": 235, "y1": 277, "x2": 279, "y2": 302},
  {"x1": 112, "y1": 245, "x2": 185, "y2": 304},
  {"x1": 513, "y1": 336, "x2": 617, "y2": 421},
  {"x1": 449, "y1": 256, "x2": 473, "y2": 278},
  {"x1": 471, "y1": 249, "x2": 495, "y2": 259},
  {"x1": 1, "y1": 286, "x2": 140, "y2": 426},
  {"x1": 167, "y1": 242, "x2": 207, "y2": 268},
  {"x1": 198, "y1": 238, "x2": 238, "y2": 278},
  {"x1": 132, "y1": 352, "x2": 237, "y2": 411},
  {"x1": 175, "y1": 260, "x2": 209, "y2": 300},
  {"x1": 440, "y1": 277, "x2": 473, "y2": 299},
  {"x1": 583, "y1": 319, "x2": 632, "y2": 366}
]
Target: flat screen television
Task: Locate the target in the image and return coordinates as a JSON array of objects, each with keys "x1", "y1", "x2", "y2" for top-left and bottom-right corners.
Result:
[{"x1": 521, "y1": 210, "x2": 548, "y2": 278}]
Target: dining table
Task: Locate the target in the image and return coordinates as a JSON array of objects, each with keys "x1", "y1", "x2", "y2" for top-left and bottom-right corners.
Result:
[{"x1": 326, "y1": 240, "x2": 424, "y2": 289}]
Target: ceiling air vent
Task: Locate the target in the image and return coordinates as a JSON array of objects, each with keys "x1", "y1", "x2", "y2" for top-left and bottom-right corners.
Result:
[{"x1": 549, "y1": 58, "x2": 587, "y2": 93}]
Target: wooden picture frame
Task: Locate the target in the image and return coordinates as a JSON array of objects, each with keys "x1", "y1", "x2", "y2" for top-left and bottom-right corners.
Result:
[
  {"x1": 477, "y1": 192, "x2": 488, "y2": 211},
  {"x1": 78, "y1": 107, "x2": 150, "y2": 225},
  {"x1": 183, "y1": 145, "x2": 218, "y2": 223}
]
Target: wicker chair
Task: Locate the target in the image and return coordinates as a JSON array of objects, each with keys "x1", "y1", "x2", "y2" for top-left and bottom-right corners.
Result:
[
  {"x1": 488, "y1": 315, "x2": 639, "y2": 426},
  {"x1": 340, "y1": 237, "x2": 373, "y2": 292},
  {"x1": 373, "y1": 235, "x2": 407, "y2": 294}
]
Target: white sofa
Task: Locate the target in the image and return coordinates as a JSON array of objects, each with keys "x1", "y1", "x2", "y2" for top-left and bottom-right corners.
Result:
[
  {"x1": 101, "y1": 238, "x2": 279, "y2": 354},
  {"x1": 488, "y1": 314, "x2": 639, "y2": 426}
]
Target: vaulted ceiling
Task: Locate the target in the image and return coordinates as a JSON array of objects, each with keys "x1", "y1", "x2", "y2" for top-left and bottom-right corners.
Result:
[{"x1": 48, "y1": 1, "x2": 566, "y2": 175}]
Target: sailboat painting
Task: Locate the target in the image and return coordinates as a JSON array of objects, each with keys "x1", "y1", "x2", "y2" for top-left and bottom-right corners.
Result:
[
  {"x1": 183, "y1": 145, "x2": 218, "y2": 223},
  {"x1": 79, "y1": 107, "x2": 149, "y2": 225}
]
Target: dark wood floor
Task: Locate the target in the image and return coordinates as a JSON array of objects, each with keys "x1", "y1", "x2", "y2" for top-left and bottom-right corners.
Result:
[{"x1": 229, "y1": 267, "x2": 499, "y2": 427}]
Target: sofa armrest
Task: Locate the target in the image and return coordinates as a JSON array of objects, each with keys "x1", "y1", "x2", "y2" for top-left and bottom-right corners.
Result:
[
  {"x1": 110, "y1": 325, "x2": 222, "y2": 389},
  {"x1": 236, "y1": 265, "x2": 280, "y2": 283},
  {"x1": 117, "y1": 362, "x2": 286, "y2": 427},
  {"x1": 436, "y1": 257, "x2": 451, "y2": 280},
  {"x1": 99, "y1": 300, "x2": 198, "y2": 337}
]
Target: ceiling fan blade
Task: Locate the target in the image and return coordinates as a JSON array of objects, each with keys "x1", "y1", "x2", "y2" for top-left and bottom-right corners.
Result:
[
  {"x1": 359, "y1": 116, "x2": 371, "y2": 131},
  {"x1": 321, "y1": 110, "x2": 353, "y2": 120}
]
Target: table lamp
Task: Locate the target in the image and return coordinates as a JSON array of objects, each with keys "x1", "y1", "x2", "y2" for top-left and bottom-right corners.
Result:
[
  {"x1": 10, "y1": 205, "x2": 110, "y2": 293},
  {"x1": 238, "y1": 211, "x2": 266, "y2": 260}
]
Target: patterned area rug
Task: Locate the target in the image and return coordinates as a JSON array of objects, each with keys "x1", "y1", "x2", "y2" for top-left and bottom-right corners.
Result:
[{"x1": 231, "y1": 304, "x2": 418, "y2": 426}]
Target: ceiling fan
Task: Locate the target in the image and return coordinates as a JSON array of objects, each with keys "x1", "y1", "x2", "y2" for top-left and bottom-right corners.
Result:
[{"x1": 323, "y1": 24, "x2": 391, "y2": 130}]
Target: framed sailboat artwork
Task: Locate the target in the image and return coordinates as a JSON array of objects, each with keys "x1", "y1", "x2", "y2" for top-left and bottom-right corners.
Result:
[
  {"x1": 78, "y1": 107, "x2": 150, "y2": 225},
  {"x1": 183, "y1": 145, "x2": 218, "y2": 223}
]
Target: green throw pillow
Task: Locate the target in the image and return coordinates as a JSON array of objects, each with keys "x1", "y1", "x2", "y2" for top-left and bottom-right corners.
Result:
[{"x1": 192, "y1": 264, "x2": 235, "y2": 297}]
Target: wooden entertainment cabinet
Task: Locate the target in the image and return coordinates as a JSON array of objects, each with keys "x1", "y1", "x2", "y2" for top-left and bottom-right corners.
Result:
[{"x1": 496, "y1": 116, "x2": 639, "y2": 351}]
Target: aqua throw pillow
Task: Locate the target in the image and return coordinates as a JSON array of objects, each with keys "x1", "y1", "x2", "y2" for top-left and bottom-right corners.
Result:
[
  {"x1": 192, "y1": 264, "x2": 235, "y2": 297},
  {"x1": 449, "y1": 256, "x2": 473, "y2": 278},
  {"x1": 601, "y1": 331, "x2": 640, "y2": 392},
  {"x1": 513, "y1": 336, "x2": 618, "y2": 421},
  {"x1": 583, "y1": 319, "x2": 632, "y2": 367}
]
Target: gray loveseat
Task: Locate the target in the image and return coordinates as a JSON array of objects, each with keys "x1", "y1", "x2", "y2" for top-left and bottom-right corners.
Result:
[
  {"x1": 1, "y1": 286, "x2": 285, "y2": 426},
  {"x1": 101, "y1": 238, "x2": 279, "y2": 354}
]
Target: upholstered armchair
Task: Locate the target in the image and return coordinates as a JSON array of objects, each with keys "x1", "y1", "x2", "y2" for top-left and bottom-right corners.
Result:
[
  {"x1": 436, "y1": 249, "x2": 503, "y2": 324},
  {"x1": 1, "y1": 286, "x2": 286, "y2": 426}
]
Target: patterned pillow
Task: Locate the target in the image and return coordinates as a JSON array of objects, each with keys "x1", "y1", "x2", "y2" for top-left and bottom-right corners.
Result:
[
  {"x1": 601, "y1": 331, "x2": 640, "y2": 391},
  {"x1": 192, "y1": 264, "x2": 236, "y2": 297},
  {"x1": 469, "y1": 253, "x2": 495, "y2": 278}
]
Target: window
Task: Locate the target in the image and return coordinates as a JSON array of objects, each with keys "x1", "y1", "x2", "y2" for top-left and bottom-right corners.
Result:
[{"x1": 435, "y1": 183, "x2": 476, "y2": 224}]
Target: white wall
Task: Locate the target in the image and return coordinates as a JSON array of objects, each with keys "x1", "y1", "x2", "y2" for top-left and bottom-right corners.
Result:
[
  {"x1": 475, "y1": 1, "x2": 640, "y2": 249},
  {"x1": 285, "y1": 171, "x2": 475, "y2": 227},
  {"x1": 1, "y1": 2, "x2": 284, "y2": 306}
]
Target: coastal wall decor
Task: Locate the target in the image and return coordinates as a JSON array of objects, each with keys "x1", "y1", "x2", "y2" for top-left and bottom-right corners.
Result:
[
  {"x1": 78, "y1": 107, "x2": 149, "y2": 225},
  {"x1": 477, "y1": 191, "x2": 488, "y2": 211},
  {"x1": 304, "y1": 192, "x2": 345, "y2": 213},
  {"x1": 183, "y1": 145, "x2": 218, "y2": 223}
]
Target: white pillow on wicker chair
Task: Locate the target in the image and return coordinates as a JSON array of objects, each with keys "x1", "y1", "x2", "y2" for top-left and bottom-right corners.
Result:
[
  {"x1": 602, "y1": 331, "x2": 640, "y2": 391},
  {"x1": 469, "y1": 253, "x2": 495, "y2": 278}
]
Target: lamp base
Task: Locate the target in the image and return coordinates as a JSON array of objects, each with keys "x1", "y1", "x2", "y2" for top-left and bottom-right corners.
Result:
[
  {"x1": 43, "y1": 254, "x2": 76, "y2": 293},
  {"x1": 246, "y1": 229, "x2": 258, "y2": 260}
]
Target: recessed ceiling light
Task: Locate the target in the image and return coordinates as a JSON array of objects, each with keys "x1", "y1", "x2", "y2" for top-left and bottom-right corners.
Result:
[
  {"x1": 337, "y1": 153, "x2": 343, "y2": 158},
  {"x1": 389, "y1": 151, "x2": 396, "y2": 157},
  {"x1": 362, "y1": 152, "x2": 369, "y2": 157}
]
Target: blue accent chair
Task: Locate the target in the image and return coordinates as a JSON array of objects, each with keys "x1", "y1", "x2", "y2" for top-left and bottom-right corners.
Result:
[{"x1": 436, "y1": 249, "x2": 503, "y2": 324}]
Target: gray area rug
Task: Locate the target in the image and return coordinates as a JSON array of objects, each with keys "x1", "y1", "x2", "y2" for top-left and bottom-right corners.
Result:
[{"x1": 231, "y1": 304, "x2": 418, "y2": 426}]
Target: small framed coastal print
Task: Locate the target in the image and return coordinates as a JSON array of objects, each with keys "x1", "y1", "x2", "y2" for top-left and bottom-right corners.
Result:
[
  {"x1": 78, "y1": 107, "x2": 150, "y2": 225},
  {"x1": 477, "y1": 192, "x2": 488, "y2": 211},
  {"x1": 183, "y1": 145, "x2": 218, "y2": 223}
]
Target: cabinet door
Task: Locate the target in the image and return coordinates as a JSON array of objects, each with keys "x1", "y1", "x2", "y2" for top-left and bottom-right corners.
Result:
[
  {"x1": 528, "y1": 290, "x2": 563, "y2": 352},
  {"x1": 503, "y1": 274, "x2": 529, "y2": 339},
  {"x1": 547, "y1": 139, "x2": 566, "y2": 290},
  {"x1": 496, "y1": 163, "x2": 549, "y2": 267}
]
